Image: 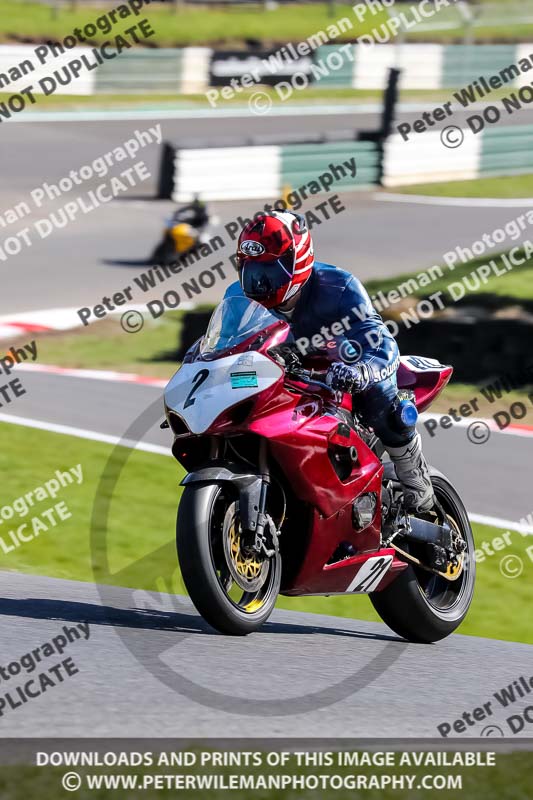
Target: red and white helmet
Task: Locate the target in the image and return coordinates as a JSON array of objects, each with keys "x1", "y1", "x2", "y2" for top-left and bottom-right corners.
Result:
[{"x1": 236, "y1": 211, "x2": 314, "y2": 309}]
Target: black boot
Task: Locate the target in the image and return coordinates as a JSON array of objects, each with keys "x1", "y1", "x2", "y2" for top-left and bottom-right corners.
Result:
[{"x1": 385, "y1": 432, "x2": 436, "y2": 512}]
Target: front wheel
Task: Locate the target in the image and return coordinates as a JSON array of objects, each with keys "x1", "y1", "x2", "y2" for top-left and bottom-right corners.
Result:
[
  {"x1": 177, "y1": 483, "x2": 281, "y2": 635},
  {"x1": 370, "y1": 469, "x2": 476, "y2": 643}
]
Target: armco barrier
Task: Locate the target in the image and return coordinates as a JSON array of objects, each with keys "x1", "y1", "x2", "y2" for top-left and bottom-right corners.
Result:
[
  {"x1": 165, "y1": 140, "x2": 379, "y2": 202},
  {"x1": 312, "y1": 43, "x2": 533, "y2": 90},
  {"x1": 2, "y1": 43, "x2": 533, "y2": 96},
  {"x1": 281, "y1": 141, "x2": 380, "y2": 189},
  {"x1": 382, "y1": 123, "x2": 533, "y2": 187},
  {"x1": 0, "y1": 44, "x2": 211, "y2": 96},
  {"x1": 93, "y1": 47, "x2": 211, "y2": 93},
  {"x1": 161, "y1": 124, "x2": 533, "y2": 198},
  {"x1": 479, "y1": 125, "x2": 533, "y2": 177},
  {"x1": 315, "y1": 43, "x2": 444, "y2": 90}
]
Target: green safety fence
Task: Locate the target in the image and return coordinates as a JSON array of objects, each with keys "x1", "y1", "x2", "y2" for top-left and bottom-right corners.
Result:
[
  {"x1": 479, "y1": 123, "x2": 533, "y2": 176},
  {"x1": 280, "y1": 141, "x2": 380, "y2": 189}
]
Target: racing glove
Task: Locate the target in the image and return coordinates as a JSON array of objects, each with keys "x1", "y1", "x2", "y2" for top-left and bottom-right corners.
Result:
[{"x1": 326, "y1": 362, "x2": 371, "y2": 394}]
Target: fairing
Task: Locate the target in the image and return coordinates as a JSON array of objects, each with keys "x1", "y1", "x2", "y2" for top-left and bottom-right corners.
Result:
[{"x1": 167, "y1": 298, "x2": 450, "y2": 597}]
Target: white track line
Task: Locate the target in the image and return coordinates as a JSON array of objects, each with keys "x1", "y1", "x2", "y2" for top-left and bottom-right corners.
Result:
[
  {"x1": 1, "y1": 412, "x2": 531, "y2": 535},
  {"x1": 0, "y1": 413, "x2": 171, "y2": 457},
  {"x1": 6, "y1": 100, "x2": 501, "y2": 125},
  {"x1": 4, "y1": 104, "x2": 384, "y2": 124},
  {"x1": 377, "y1": 193, "x2": 533, "y2": 208},
  {"x1": 8, "y1": 366, "x2": 533, "y2": 439},
  {"x1": 468, "y1": 513, "x2": 533, "y2": 536},
  {"x1": 17, "y1": 362, "x2": 168, "y2": 387},
  {"x1": 14, "y1": 367, "x2": 533, "y2": 440}
]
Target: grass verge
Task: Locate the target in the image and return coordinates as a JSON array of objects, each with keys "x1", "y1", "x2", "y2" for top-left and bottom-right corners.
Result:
[
  {"x1": 0, "y1": 1, "x2": 389, "y2": 46},
  {"x1": 24, "y1": 314, "x2": 185, "y2": 379},
  {"x1": 1, "y1": 0, "x2": 531, "y2": 46},
  {"x1": 365, "y1": 245, "x2": 533, "y2": 302},
  {"x1": 1, "y1": 422, "x2": 531, "y2": 644},
  {"x1": 0, "y1": 87, "x2": 488, "y2": 112},
  {"x1": 391, "y1": 174, "x2": 533, "y2": 199}
]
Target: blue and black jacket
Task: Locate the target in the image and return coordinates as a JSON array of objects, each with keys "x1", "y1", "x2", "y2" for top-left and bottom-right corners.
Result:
[{"x1": 224, "y1": 262, "x2": 399, "y2": 386}]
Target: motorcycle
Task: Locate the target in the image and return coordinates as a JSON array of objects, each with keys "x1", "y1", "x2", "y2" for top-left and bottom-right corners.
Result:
[
  {"x1": 151, "y1": 201, "x2": 210, "y2": 266},
  {"x1": 163, "y1": 295, "x2": 475, "y2": 641}
]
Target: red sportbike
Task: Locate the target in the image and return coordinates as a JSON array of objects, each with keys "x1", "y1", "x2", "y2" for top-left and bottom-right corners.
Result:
[{"x1": 164, "y1": 296, "x2": 475, "y2": 640}]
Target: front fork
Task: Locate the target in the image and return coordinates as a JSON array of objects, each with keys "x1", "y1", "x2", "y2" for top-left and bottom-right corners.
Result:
[
  {"x1": 251, "y1": 439, "x2": 276, "y2": 557},
  {"x1": 207, "y1": 437, "x2": 277, "y2": 558}
]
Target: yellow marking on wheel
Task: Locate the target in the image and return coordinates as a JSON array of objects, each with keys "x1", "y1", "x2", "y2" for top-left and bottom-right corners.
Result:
[{"x1": 244, "y1": 598, "x2": 264, "y2": 613}]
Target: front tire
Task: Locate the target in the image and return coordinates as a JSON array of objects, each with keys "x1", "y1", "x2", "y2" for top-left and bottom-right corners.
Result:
[
  {"x1": 370, "y1": 469, "x2": 475, "y2": 643},
  {"x1": 177, "y1": 483, "x2": 281, "y2": 635}
]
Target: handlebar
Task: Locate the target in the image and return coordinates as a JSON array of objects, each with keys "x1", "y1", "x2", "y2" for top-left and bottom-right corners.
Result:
[
  {"x1": 285, "y1": 366, "x2": 334, "y2": 395},
  {"x1": 267, "y1": 345, "x2": 334, "y2": 394}
]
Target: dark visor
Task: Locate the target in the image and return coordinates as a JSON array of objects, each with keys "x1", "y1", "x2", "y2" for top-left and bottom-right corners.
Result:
[{"x1": 240, "y1": 255, "x2": 293, "y2": 301}]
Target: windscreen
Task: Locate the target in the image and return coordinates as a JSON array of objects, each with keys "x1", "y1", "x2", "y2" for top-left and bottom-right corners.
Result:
[{"x1": 200, "y1": 295, "x2": 280, "y2": 356}]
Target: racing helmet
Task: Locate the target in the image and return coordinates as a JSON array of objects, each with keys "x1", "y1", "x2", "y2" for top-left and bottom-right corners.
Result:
[{"x1": 236, "y1": 211, "x2": 314, "y2": 309}]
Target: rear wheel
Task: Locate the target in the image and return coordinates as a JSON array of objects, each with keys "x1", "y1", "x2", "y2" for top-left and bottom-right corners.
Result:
[
  {"x1": 370, "y1": 469, "x2": 475, "y2": 643},
  {"x1": 177, "y1": 483, "x2": 281, "y2": 635},
  {"x1": 151, "y1": 235, "x2": 175, "y2": 265}
]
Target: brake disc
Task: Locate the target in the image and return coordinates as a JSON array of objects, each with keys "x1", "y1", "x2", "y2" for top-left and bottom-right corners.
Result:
[{"x1": 222, "y1": 511, "x2": 269, "y2": 592}]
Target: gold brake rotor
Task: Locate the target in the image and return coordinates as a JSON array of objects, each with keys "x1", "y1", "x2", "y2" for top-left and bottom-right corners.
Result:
[{"x1": 228, "y1": 522, "x2": 263, "y2": 580}]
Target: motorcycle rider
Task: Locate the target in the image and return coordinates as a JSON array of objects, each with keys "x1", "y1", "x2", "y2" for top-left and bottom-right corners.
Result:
[
  {"x1": 174, "y1": 195, "x2": 209, "y2": 230},
  {"x1": 225, "y1": 210, "x2": 436, "y2": 513}
]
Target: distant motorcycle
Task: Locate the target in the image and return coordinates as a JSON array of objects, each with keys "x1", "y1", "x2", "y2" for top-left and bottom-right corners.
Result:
[
  {"x1": 151, "y1": 198, "x2": 210, "y2": 265},
  {"x1": 164, "y1": 296, "x2": 475, "y2": 640}
]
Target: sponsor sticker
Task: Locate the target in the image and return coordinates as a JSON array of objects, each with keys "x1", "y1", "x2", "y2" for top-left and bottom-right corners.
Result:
[{"x1": 230, "y1": 371, "x2": 258, "y2": 389}]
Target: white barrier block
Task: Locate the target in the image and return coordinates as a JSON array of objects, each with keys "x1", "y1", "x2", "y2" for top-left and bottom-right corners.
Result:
[
  {"x1": 180, "y1": 47, "x2": 212, "y2": 94},
  {"x1": 174, "y1": 145, "x2": 281, "y2": 201},
  {"x1": 382, "y1": 129, "x2": 482, "y2": 186},
  {"x1": 514, "y1": 44, "x2": 533, "y2": 88},
  {"x1": 0, "y1": 44, "x2": 95, "y2": 96},
  {"x1": 353, "y1": 44, "x2": 444, "y2": 90}
]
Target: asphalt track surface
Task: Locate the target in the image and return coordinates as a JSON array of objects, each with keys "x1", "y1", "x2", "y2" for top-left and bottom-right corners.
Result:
[
  {"x1": 2, "y1": 570, "x2": 533, "y2": 738},
  {"x1": 1, "y1": 111, "x2": 532, "y2": 739},
  {"x1": 2, "y1": 113, "x2": 533, "y2": 313}
]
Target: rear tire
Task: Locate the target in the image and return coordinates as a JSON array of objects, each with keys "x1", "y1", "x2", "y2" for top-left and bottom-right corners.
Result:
[
  {"x1": 151, "y1": 236, "x2": 175, "y2": 265},
  {"x1": 370, "y1": 469, "x2": 475, "y2": 643},
  {"x1": 177, "y1": 483, "x2": 281, "y2": 635}
]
